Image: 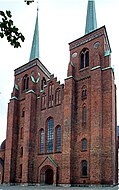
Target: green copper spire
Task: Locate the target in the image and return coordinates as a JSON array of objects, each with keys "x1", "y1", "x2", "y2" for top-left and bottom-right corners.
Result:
[
  {"x1": 85, "y1": 0, "x2": 97, "y2": 35},
  {"x1": 29, "y1": 9, "x2": 39, "y2": 61}
]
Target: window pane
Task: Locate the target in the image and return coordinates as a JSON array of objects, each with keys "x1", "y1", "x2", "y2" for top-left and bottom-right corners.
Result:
[
  {"x1": 83, "y1": 106, "x2": 86, "y2": 123},
  {"x1": 85, "y1": 51, "x2": 89, "y2": 67},
  {"x1": 47, "y1": 118, "x2": 54, "y2": 153},
  {"x1": 82, "y1": 160, "x2": 87, "y2": 176},
  {"x1": 82, "y1": 139, "x2": 87, "y2": 150},
  {"x1": 80, "y1": 53, "x2": 84, "y2": 69},
  {"x1": 23, "y1": 74, "x2": 29, "y2": 91},
  {"x1": 56, "y1": 126, "x2": 61, "y2": 151},
  {"x1": 40, "y1": 129, "x2": 44, "y2": 153}
]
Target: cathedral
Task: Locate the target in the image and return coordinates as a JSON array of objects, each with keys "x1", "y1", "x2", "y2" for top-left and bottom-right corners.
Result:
[{"x1": 0, "y1": 0, "x2": 118, "y2": 186}]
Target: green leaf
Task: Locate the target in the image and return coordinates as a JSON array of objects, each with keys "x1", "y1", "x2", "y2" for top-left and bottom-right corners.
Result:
[
  {"x1": 0, "y1": 10, "x2": 25, "y2": 48},
  {"x1": 0, "y1": 11, "x2": 5, "y2": 17},
  {"x1": 0, "y1": 32, "x2": 4, "y2": 38},
  {"x1": 6, "y1": 10, "x2": 12, "y2": 18}
]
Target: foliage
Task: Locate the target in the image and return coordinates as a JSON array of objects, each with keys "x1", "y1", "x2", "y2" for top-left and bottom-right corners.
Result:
[
  {"x1": 0, "y1": 10, "x2": 25, "y2": 48},
  {"x1": 24, "y1": 0, "x2": 34, "y2": 5}
]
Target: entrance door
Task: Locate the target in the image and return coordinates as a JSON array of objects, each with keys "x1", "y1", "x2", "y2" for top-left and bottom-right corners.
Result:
[{"x1": 45, "y1": 169, "x2": 53, "y2": 185}]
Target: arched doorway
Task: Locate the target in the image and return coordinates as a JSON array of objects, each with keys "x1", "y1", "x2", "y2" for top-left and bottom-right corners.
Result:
[{"x1": 45, "y1": 169, "x2": 53, "y2": 185}]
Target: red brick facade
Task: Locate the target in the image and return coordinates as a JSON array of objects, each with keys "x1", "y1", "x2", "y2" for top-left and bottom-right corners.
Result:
[{"x1": 0, "y1": 26, "x2": 118, "y2": 186}]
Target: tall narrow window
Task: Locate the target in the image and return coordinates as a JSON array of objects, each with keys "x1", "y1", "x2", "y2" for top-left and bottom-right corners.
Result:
[
  {"x1": 47, "y1": 118, "x2": 54, "y2": 153},
  {"x1": 82, "y1": 86, "x2": 87, "y2": 100},
  {"x1": 82, "y1": 160, "x2": 87, "y2": 176},
  {"x1": 82, "y1": 138, "x2": 87, "y2": 151},
  {"x1": 21, "y1": 108, "x2": 25, "y2": 117},
  {"x1": 20, "y1": 164, "x2": 22, "y2": 178},
  {"x1": 20, "y1": 127, "x2": 23, "y2": 139},
  {"x1": 41, "y1": 77, "x2": 46, "y2": 90},
  {"x1": 80, "y1": 48, "x2": 89, "y2": 69},
  {"x1": 40, "y1": 129, "x2": 44, "y2": 154},
  {"x1": 56, "y1": 126, "x2": 61, "y2": 152},
  {"x1": 48, "y1": 82, "x2": 54, "y2": 107},
  {"x1": 41, "y1": 93, "x2": 46, "y2": 110},
  {"x1": 23, "y1": 74, "x2": 29, "y2": 91},
  {"x1": 81, "y1": 53, "x2": 84, "y2": 69},
  {"x1": 83, "y1": 105, "x2": 86, "y2": 127},
  {"x1": 85, "y1": 51, "x2": 89, "y2": 67},
  {"x1": 55, "y1": 88, "x2": 61, "y2": 105},
  {"x1": 20, "y1": 147, "x2": 23, "y2": 157}
]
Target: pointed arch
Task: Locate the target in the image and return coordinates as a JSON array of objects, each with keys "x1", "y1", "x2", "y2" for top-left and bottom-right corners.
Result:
[
  {"x1": 23, "y1": 74, "x2": 29, "y2": 91},
  {"x1": 80, "y1": 48, "x2": 89, "y2": 69},
  {"x1": 55, "y1": 125, "x2": 61, "y2": 152},
  {"x1": 82, "y1": 85, "x2": 87, "y2": 99},
  {"x1": 46, "y1": 117, "x2": 54, "y2": 153}
]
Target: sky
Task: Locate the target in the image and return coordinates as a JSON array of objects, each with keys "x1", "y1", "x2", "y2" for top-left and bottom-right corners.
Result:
[{"x1": 0, "y1": 0, "x2": 119, "y2": 145}]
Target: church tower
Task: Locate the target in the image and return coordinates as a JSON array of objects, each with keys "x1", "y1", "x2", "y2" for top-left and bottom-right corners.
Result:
[
  {"x1": 4, "y1": 8, "x2": 51, "y2": 183},
  {"x1": 3, "y1": 0, "x2": 118, "y2": 186},
  {"x1": 62, "y1": 0, "x2": 118, "y2": 185}
]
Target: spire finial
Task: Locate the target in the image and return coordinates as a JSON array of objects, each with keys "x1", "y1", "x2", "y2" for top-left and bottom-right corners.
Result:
[
  {"x1": 29, "y1": 5, "x2": 39, "y2": 62},
  {"x1": 85, "y1": 0, "x2": 97, "y2": 34},
  {"x1": 37, "y1": 0, "x2": 39, "y2": 12}
]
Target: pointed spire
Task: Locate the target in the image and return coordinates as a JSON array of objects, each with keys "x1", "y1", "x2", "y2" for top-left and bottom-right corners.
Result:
[
  {"x1": 29, "y1": 8, "x2": 39, "y2": 61},
  {"x1": 85, "y1": 0, "x2": 97, "y2": 35}
]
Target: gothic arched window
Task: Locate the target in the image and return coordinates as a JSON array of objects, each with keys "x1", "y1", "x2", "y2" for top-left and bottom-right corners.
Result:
[
  {"x1": 40, "y1": 129, "x2": 44, "y2": 154},
  {"x1": 20, "y1": 127, "x2": 23, "y2": 139},
  {"x1": 41, "y1": 77, "x2": 46, "y2": 90},
  {"x1": 56, "y1": 126, "x2": 61, "y2": 152},
  {"x1": 55, "y1": 88, "x2": 61, "y2": 105},
  {"x1": 80, "y1": 48, "x2": 89, "y2": 69},
  {"x1": 20, "y1": 164, "x2": 22, "y2": 178},
  {"x1": 82, "y1": 160, "x2": 87, "y2": 176},
  {"x1": 82, "y1": 138, "x2": 87, "y2": 151},
  {"x1": 48, "y1": 82, "x2": 54, "y2": 107},
  {"x1": 20, "y1": 147, "x2": 23, "y2": 157},
  {"x1": 83, "y1": 105, "x2": 86, "y2": 127},
  {"x1": 23, "y1": 74, "x2": 29, "y2": 91},
  {"x1": 82, "y1": 86, "x2": 87, "y2": 100},
  {"x1": 47, "y1": 118, "x2": 54, "y2": 153}
]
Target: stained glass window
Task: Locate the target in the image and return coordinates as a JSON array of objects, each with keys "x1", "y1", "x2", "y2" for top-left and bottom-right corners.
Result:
[
  {"x1": 40, "y1": 129, "x2": 44, "y2": 153},
  {"x1": 47, "y1": 118, "x2": 54, "y2": 153}
]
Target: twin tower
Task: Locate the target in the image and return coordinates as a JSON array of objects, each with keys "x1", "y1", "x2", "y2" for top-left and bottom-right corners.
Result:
[{"x1": 0, "y1": 0, "x2": 118, "y2": 186}]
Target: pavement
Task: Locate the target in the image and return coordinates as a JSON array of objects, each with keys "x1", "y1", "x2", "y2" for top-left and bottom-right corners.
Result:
[{"x1": 0, "y1": 185, "x2": 118, "y2": 190}]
